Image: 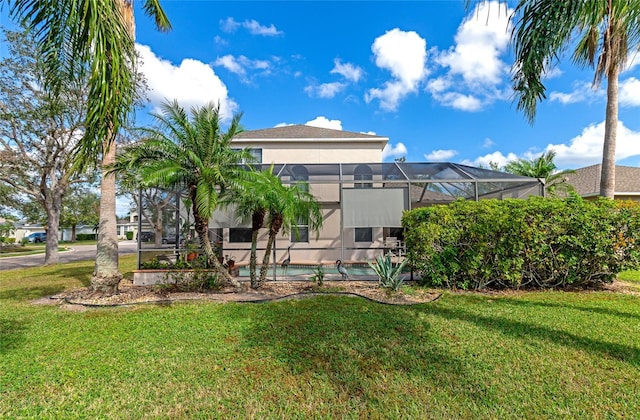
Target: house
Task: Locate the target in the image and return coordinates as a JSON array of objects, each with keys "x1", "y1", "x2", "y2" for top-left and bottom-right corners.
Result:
[
  {"x1": 565, "y1": 164, "x2": 640, "y2": 201},
  {"x1": 136, "y1": 125, "x2": 543, "y2": 269}
]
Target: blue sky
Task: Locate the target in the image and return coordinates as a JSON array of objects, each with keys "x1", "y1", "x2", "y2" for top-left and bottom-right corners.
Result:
[
  {"x1": 3, "y1": 0, "x2": 640, "y2": 171},
  {"x1": 128, "y1": 0, "x2": 640, "y2": 170}
]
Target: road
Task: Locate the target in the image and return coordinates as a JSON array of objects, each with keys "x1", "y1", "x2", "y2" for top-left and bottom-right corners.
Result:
[{"x1": 0, "y1": 241, "x2": 138, "y2": 271}]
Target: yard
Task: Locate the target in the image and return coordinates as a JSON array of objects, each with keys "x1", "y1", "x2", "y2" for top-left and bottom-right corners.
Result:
[{"x1": 1, "y1": 255, "x2": 639, "y2": 418}]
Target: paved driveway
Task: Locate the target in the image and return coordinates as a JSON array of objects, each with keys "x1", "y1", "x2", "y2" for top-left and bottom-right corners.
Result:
[{"x1": 0, "y1": 241, "x2": 138, "y2": 271}]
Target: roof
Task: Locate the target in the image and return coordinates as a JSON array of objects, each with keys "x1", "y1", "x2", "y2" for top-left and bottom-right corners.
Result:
[
  {"x1": 234, "y1": 124, "x2": 388, "y2": 142},
  {"x1": 565, "y1": 164, "x2": 640, "y2": 196}
]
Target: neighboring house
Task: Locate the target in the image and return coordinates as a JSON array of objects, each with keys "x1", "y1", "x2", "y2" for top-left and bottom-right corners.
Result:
[
  {"x1": 565, "y1": 164, "x2": 640, "y2": 201},
  {"x1": 137, "y1": 125, "x2": 543, "y2": 266}
]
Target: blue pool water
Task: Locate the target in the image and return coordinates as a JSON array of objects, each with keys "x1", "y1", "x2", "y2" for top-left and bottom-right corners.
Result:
[{"x1": 237, "y1": 264, "x2": 377, "y2": 278}]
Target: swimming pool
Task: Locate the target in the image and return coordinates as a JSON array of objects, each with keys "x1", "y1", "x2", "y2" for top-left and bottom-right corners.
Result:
[{"x1": 237, "y1": 263, "x2": 378, "y2": 278}]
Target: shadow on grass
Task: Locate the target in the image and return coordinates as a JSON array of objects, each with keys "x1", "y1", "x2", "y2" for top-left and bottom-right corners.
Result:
[
  {"x1": 242, "y1": 296, "x2": 494, "y2": 407},
  {"x1": 0, "y1": 285, "x2": 70, "y2": 301},
  {"x1": 417, "y1": 303, "x2": 640, "y2": 367},
  {"x1": 496, "y1": 297, "x2": 640, "y2": 322},
  {"x1": 0, "y1": 317, "x2": 27, "y2": 354}
]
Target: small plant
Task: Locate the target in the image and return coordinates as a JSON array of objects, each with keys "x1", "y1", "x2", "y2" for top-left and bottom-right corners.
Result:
[
  {"x1": 310, "y1": 264, "x2": 325, "y2": 286},
  {"x1": 369, "y1": 254, "x2": 407, "y2": 291},
  {"x1": 140, "y1": 258, "x2": 172, "y2": 269}
]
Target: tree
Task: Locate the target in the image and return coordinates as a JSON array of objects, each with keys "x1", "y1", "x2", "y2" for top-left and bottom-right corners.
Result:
[
  {"x1": 510, "y1": 0, "x2": 640, "y2": 198},
  {"x1": 503, "y1": 150, "x2": 575, "y2": 197},
  {"x1": 7, "y1": 0, "x2": 171, "y2": 293},
  {"x1": 110, "y1": 100, "x2": 251, "y2": 288},
  {"x1": 221, "y1": 166, "x2": 277, "y2": 289},
  {"x1": 257, "y1": 173, "x2": 323, "y2": 287},
  {"x1": 0, "y1": 28, "x2": 90, "y2": 264},
  {"x1": 60, "y1": 186, "x2": 100, "y2": 241}
]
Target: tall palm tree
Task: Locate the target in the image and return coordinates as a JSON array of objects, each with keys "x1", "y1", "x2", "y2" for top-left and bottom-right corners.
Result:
[
  {"x1": 510, "y1": 0, "x2": 640, "y2": 198},
  {"x1": 7, "y1": 1, "x2": 171, "y2": 294},
  {"x1": 110, "y1": 100, "x2": 250, "y2": 288},
  {"x1": 503, "y1": 150, "x2": 575, "y2": 196},
  {"x1": 257, "y1": 176, "x2": 323, "y2": 288}
]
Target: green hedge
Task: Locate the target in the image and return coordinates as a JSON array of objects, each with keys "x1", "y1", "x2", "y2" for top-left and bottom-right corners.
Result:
[
  {"x1": 76, "y1": 233, "x2": 97, "y2": 241},
  {"x1": 125, "y1": 231, "x2": 134, "y2": 240},
  {"x1": 403, "y1": 197, "x2": 640, "y2": 290}
]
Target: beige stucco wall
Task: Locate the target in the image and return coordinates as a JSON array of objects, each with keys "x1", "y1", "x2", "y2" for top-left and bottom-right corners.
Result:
[{"x1": 234, "y1": 140, "x2": 383, "y2": 164}]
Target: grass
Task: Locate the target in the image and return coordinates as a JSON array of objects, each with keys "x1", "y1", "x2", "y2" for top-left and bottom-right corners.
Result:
[{"x1": 1, "y1": 259, "x2": 640, "y2": 418}]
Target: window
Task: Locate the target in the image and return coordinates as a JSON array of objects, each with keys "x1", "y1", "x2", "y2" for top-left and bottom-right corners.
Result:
[
  {"x1": 354, "y1": 227, "x2": 373, "y2": 243},
  {"x1": 354, "y1": 164, "x2": 373, "y2": 189},
  {"x1": 229, "y1": 228, "x2": 253, "y2": 243},
  {"x1": 231, "y1": 148, "x2": 262, "y2": 164},
  {"x1": 291, "y1": 215, "x2": 309, "y2": 243},
  {"x1": 291, "y1": 165, "x2": 309, "y2": 192}
]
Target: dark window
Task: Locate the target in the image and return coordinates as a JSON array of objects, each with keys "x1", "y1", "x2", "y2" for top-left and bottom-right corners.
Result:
[
  {"x1": 354, "y1": 227, "x2": 373, "y2": 243},
  {"x1": 291, "y1": 227, "x2": 309, "y2": 243},
  {"x1": 354, "y1": 164, "x2": 373, "y2": 189},
  {"x1": 231, "y1": 148, "x2": 262, "y2": 164},
  {"x1": 291, "y1": 165, "x2": 309, "y2": 192},
  {"x1": 229, "y1": 228, "x2": 253, "y2": 243}
]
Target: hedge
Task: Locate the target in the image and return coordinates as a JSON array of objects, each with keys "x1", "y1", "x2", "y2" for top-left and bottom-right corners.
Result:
[
  {"x1": 403, "y1": 197, "x2": 640, "y2": 290},
  {"x1": 76, "y1": 233, "x2": 97, "y2": 241}
]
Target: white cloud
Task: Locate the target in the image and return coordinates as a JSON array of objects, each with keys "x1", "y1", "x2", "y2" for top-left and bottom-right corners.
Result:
[
  {"x1": 461, "y1": 151, "x2": 520, "y2": 168},
  {"x1": 427, "y1": 1, "x2": 512, "y2": 111},
  {"x1": 136, "y1": 44, "x2": 237, "y2": 120},
  {"x1": 213, "y1": 54, "x2": 272, "y2": 83},
  {"x1": 331, "y1": 59, "x2": 363, "y2": 82},
  {"x1": 304, "y1": 82, "x2": 347, "y2": 98},
  {"x1": 382, "y1": 142, "x2": 408, "y2": 160},
  {"x1": 619, "y1": 77, "x2": 640, "y2": 106},
  {"x1": 220, "y1": 17, "x2": 240, "y2": 33},
  {"x1": 305, "y1": 116, "x2": 343, "y2": 130},
  {"x1": 424, "y1": 149, "x2": 458, "y2": 161},
  {"x1": 549, "y1": 81, "x2": 602, "y2": 104},
  {"x1": 220, "y1": 17, "x2": 282, "y2": 36},
  {"x1": 463, "y1": 120, "x2": 640, "y2": 170},
  {"x1": 365, "y1": 28, "x2": 427, "y2": 111},
  {"x1": 548, "y1": 120, "x2": 640, "y2": 167},
  {"x1": 483, "y1": 137, "x2": 495, "y2": 148},
  {"x1": 436, "y1": 1, "x2": 511, "y2": 86}
]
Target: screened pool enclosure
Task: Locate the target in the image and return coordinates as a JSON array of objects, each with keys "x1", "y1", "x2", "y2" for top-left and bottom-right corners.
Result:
[{"x1": 135, "y1": 162, "x2": 544, "y2": 270}]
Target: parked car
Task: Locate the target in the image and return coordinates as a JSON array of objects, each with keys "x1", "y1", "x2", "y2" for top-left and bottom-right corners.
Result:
[
  {"x1": 162, "y1": 235, "x2": 185, "y2": 245},
  {"x1": 136, "y1": 231, "x2": 154, "y2": 242},
  {"x1": 26, "y1": 232, "x2": 47, "y2": 243}
]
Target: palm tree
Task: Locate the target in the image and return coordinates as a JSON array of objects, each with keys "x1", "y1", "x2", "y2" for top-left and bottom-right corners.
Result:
[
  {"x1": 503, "y1": 150, "x2": 575, "y2": 196},
  {"x1": 7, "y1": 1, "x2": 171, "y2": 294},
  {"x1": 219, "y1": 167, "x2": 273, "y2": 289},
  {"x1": 510, "y1": 0, "x2": 640, "y2": 198},
  {"x1": 110, "y1": 100, "x2": 250, "y2": 287},
  {"x1": 257, "y1": 175, "x2": 323, "y2": 288}
]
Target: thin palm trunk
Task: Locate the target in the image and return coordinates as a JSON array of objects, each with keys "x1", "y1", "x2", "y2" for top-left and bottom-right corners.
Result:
[
  {"x1": 258, "y1": 217, "x2": 283, "y2": 287},
  {"x1": 250, "y1": 229, "x2": 260, "y2": 288},
  {"x1": 191, "y1": 195, "x2": 239, "y2": 287},
  {"x1": 600, "y1": 68, "x2": 618, "y2": 198}
]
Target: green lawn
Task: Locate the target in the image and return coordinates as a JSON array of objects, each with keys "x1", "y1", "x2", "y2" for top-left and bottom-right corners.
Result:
[{"x1": 1, "y1": 257, "x2": 639, "y2": 418}]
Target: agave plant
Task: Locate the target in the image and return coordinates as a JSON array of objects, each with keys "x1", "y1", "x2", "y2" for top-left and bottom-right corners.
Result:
[{"x1": 368, "y1": 254, "x2": 407, "y2": 291}]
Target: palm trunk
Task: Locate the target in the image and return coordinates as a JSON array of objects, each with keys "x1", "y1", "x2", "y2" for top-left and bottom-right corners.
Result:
[
  {"x1": 249, "y1": 209, "x2": 265, "y2": 289},
  {"x1": 600, "y1": 68, "x2": 618, "y2": 198},
  {"x1": 258, "y1": 216, "x2": 283, "y2": 287},
  {"x1": 91, "y1": 141, "x2": 122, "y2": 294},
  {"x1": 250, "y1": 229, "x2": 260, "y2": 288},
  {"x1": 192, "y1": 197, "x2": 239, "y2": 288}
]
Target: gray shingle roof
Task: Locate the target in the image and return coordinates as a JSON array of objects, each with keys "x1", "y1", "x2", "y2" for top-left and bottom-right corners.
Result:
[
  {"x1": 565, "y1": 164, "x2": 640, "y2": 196},
  {"x1": 235, "y1": 124, "x2": 387, "y2": 140}
]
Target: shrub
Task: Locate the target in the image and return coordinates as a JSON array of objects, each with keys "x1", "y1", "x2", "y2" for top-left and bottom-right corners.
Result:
[
  {"x1": 403, "y1": 197, "x2": 640, "y2": 290},
  {"x1": 76, "y1": 233, "x2": 97, "y2": 241},
  {"x1": 125, "y1": 231, "x2": 134, "y2": 240},
  {"x1": 310, "y1": 264, "x2": 325, "y2": 286},
  {"x1": 369, "y1": 253, "x2": 408, "y2": 291}
]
